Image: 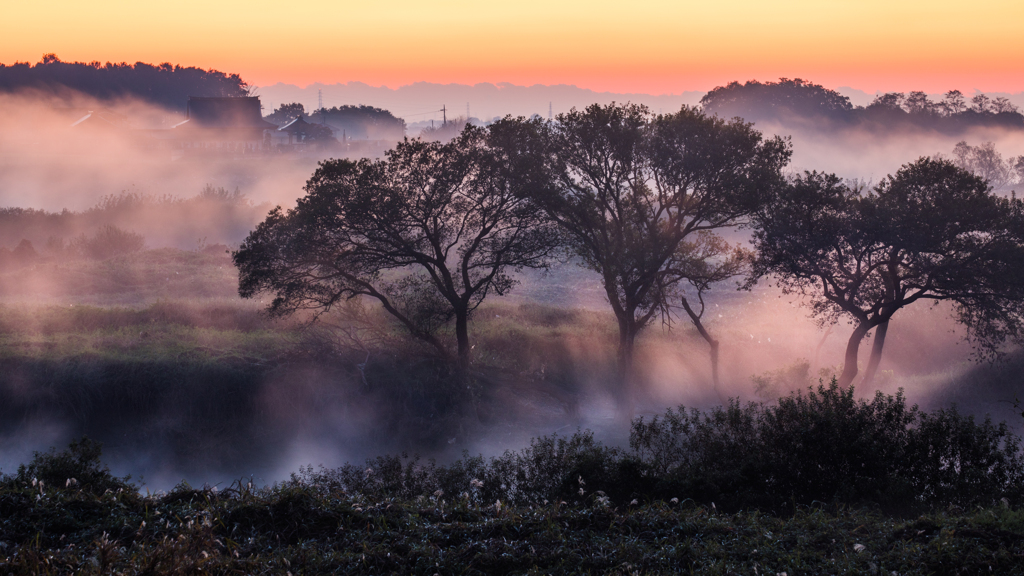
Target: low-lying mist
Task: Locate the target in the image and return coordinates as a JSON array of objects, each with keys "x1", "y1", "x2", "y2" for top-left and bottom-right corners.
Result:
[
  {"x1": 1, "y1": 89, "x2": 1022, "y2": 491},
  {"x1": 756, "y1": 115, "x2": 1024, "y2": 186},
  {"x1": 0, "y1": 256, "x2": 1012, "y2": 491},
  {"x1": 0, "y1": 90, "x2": 326, "y2": 213}
]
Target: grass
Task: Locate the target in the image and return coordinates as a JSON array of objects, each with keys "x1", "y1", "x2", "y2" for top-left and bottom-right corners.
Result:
[{"x1": 0, "y1": 248, "x2": 241, "y2": 305}]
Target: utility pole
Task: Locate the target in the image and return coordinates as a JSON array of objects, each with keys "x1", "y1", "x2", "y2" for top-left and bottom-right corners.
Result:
[
  {"x1": 442, "y1": 105, "x2": 447, "y2": 127},
  {"x1": 318, "y1": 89, "x2": 325, "y2": 124}
]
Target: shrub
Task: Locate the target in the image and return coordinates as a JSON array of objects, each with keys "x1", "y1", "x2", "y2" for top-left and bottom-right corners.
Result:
[
  {"x1": 12, "y1": 437, "x2": 133, "y2": 495},
  {"x1": 630, "y1": 380, "x2": 1023, "y2": 512},
  {"x1": 289, "y1": 382, "x2": 1022, "y2": 513},
  {"x1": 74, "y1": 225, "x2": 145, "y2": 259}
]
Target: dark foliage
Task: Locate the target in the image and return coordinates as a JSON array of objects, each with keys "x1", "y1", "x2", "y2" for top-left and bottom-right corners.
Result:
[
  {"x1": 296, "y1": 382, "x2": 1023, "y2": 514},
  {"x1": 628, "y1": 381, "x2": 1023, "y2": 512},
  {"x1": 263, "y1": 102, "x2": 306, "y2": 126},
  {"x1": 701, "y1": 78, "x2": 1024, "y2": 132},
  {"x1": 234, "y1": 120, "x2": 561, "y2": 369},
  {"x1": 537, "y1": 103, "x2": 790, "y2": 409},
  {"x1": 14, "y1": 438, "x2": 131, "y2": 496},
  {"x1": 0, "y1": 55, "x2": 249, "y2": 111},
  {"x1": 701, "y1": 78, "x2": 853, "y2": 122},
  {"x1": 748, "y1": 158, "x2": 1024, "y2": 385},
  {"x1": 1, "y1": 397, "x2": 1022, "y2": 574},
  {"x1": 309, "y1": 104, "x2": 406, "y2": 140}
]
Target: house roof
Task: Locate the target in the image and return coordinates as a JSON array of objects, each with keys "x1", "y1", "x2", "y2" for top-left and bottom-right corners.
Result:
[
  {"x1": 278, "y1": 115, "x2": 334, "y2": 134},
  {"x1": 183, "y1": 97, "x2": 277, "y2": 130}
]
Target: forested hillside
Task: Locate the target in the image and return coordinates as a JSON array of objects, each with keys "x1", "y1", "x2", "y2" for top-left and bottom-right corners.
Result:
[{"x1": 0, "y1": 54, "x2": 249, "y2": 111}]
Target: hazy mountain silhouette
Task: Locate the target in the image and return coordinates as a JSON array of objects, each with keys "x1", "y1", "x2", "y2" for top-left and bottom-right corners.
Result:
[{"x1": 255, "y1": 81, "x2": 705, "y2": 125}]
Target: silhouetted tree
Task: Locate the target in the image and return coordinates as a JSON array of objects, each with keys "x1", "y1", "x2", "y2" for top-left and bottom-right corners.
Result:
[
  {"x1": 669, "y1": 233, "x2": 747, "y2": 395},
  {"x1": 950, "y1": 141, "x2": 1018, "y2": 190},
  {"x1": 992, "y1": 97, "x2": 1019, "y2": 115},
  {"x1": 538, "y1": 104, "x2": 790, "y2": 413},
  {"x1": 868, "y1": 92, "x2": 906, "y2": 112},
  {"x1": 904, "y1": 91, "x2": 936, "y2": 115},
  {"x1": 264, "y1": 102, "x2": 306, "y2": 126},
  {"x1": 309, "y1": 105, "x2": 405, "y2": 140},
  {"x1": 700, "y1": 78, "x2": 852, "y2": 122},
  {"x1": 942, "y1": 90, "x2": 967, "y2": 115},
  {"x1": 233, "y1": 120, "x2": 560, "y2": 371},
  {"x1": 749, "y1": 159, "x2": 1024, "y2": 386},
  {"x1": 972, "y1": 94, "x2": 992, "y2": 113}
]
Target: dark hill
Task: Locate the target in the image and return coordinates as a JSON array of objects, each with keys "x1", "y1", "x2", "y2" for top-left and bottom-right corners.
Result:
[
  {"x1": 701, "y1": 78, "x2": 1024, "y2": 133},
  {"x1": 0, "y1": 54, "x2": 249, "y2": 112}
]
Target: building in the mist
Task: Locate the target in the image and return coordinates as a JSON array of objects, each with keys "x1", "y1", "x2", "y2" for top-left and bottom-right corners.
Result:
[
  {"x1": 169, "y1": 97, "x2": 277, "y2": 155},
  {"x1": 270, "y1": 114, "x2": 336, "y2": 149}
]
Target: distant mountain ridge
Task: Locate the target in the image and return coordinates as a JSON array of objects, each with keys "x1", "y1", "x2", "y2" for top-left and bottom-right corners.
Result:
[{"x1": 254, "y1": 81, "x2": 705, "y2": 124}]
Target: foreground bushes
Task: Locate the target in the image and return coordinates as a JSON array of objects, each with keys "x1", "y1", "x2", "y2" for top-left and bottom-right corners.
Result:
[
  {"x1": 628, "y1": 383, "x2": 1023, "y2": 511},
  {"x1": 306, "y1": 381, "x2": 1022, "y2": 514},
  {"x1": 1, "y1": 409, "x2": 1024, "y2": 575}
]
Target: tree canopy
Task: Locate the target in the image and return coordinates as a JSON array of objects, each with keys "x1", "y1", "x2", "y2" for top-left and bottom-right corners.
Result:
[
  {"x1": 264, "y1": 102, "x2": 306, "y2": 126},
  {"x1": 700, "y1": 78, "x2": 853, "y2": 122},
  {"x1": 309, "y1": 105, "x2": 406, "y2": 140},
  {"x1": 536, "y1": 103, "x2": 791, "y2": 412},
  {"x1": 701, "y1": 78, "x2": 1024, "y2": 132},
  {"x1": 233, "y1": 120, "x2": 560, "y2": 370},
  {"x1": 748, "y1": 158, "x2": 1024, "y2": 386}
]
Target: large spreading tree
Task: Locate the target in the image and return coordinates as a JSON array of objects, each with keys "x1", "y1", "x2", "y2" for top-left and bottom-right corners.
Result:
[
  {"x1": 233, "y1": 119, "x2": 560, "y2": 371},
  {"x1": 748, "y1": 158, "x2": 1024, "y2": 386},
  {"x1": 536, "y1": 103, "x2": 791, "y2": 411}
]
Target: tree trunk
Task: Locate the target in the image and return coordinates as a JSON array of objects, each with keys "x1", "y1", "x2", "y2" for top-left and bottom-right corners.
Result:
[
  {"x1": 861, "y1": 320, "x2": 889, "y2": 387},
  {"x1": 812, "y1": 324, "x2": 834, "y2": 372},
  {"x1": 617, "y1": 319, "x2": 638, "y2": 423},
  {"x1": 838, "y1": 323, "x2": 870, "y2": 387},
  {"x1": 680, "y1": 296, "x2": 723, "y2": 401},
  {"x1": 455, "y1": 309, "x2": 471, "y2": 373}
]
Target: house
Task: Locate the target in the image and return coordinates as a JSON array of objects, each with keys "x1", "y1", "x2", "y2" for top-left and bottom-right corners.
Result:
[
  {"x1": 171, "y1": 96, "x2": 277, "y2": 154},
  {"x1": 271, "y1": 115, "x2": 336, "y2": 149}
]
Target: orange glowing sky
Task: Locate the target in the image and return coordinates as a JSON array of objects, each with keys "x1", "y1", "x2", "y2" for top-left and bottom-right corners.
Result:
[{"x1": 2, "y1": 0, "x2": 1022, "y2": 95}]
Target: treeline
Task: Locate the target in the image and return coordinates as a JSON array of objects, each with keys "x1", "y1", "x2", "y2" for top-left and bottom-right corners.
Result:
[
  {"x1": 0, "y1": 185, "x2": 269, "y2": 266},
  {"x1": 310, "y1": 104, "x2": 406, "y2": 140},
  {"x1": 234, "y1": 104, "x2": 1024, "y2": 416},
  {"x1": 0, "y1": 54, "x2": 249, "y2": 111},
  {"x1": 266, "y1": 103, "x2": 406, "y2": 140},
  {"x1": 945, "y1": 140, "x2": 1024, "y2": 190},
  {"x1": 702, "y1": 78, "x2": 1024, "y2": 132}
]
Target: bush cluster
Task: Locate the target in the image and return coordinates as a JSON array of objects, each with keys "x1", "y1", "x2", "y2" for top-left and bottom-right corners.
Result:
[
  {"x1": 297, "y1": 381, "x2": 1022, "y2": 514},
  {"x1": 1, "y1": 390, "x2": 1022, "y2": 573}
]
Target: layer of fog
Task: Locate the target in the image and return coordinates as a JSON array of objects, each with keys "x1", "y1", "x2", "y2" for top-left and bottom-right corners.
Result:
[
  {"x1": 0, "y1": 91, "x2": 323, "y2": 215},
  {"x1": 1, "y1": 88, "x2": 1023, "y2": 490},
  {"x1": 755, "y1": 118, "x2": 1024, "y2": 186}
]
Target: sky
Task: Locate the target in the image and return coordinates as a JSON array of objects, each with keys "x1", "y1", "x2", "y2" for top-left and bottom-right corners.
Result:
[{"x1": 1, "y1": 0, "x2": 1023, "y2": 95}]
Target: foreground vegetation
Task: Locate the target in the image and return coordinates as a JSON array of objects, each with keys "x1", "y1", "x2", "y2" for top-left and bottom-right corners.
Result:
[{"x1": 2, "y1": 382, "x2": 1023, "y2": 574}]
